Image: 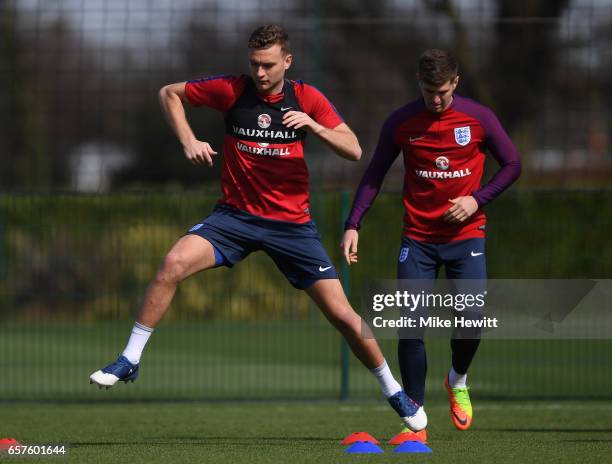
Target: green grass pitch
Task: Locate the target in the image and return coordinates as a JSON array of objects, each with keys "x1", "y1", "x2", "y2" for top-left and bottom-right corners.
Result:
[
  {"x1": 2, "y1": 323, "x2": 612, "y2": 462},
  {"x1": 3, "y1": 401, "x2": 612, "y2": 463}
]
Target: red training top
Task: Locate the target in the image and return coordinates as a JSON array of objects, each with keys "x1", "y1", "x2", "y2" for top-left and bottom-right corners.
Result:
[
  {"x1": 185, "y1": 74, "x2": 344, "y2": 223},
  {"x1": 345, "y1": 96, "x2": 521, "y2": 242}
]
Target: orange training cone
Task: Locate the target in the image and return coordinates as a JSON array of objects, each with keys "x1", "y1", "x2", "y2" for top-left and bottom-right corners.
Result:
[
  {"x1": 388, "y1": 429, "x2": 427, "y2": 445},
  {"x1": 341, "y1": 432, "x2": 380, "y2": 445},
  {"x1": 0, "y1": 438, "x2": 21, "y2": 452}
]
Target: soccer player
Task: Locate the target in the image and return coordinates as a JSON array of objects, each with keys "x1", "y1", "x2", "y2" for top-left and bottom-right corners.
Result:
[
  {"x1": 89, "y1": 25, "x2": 425, "y2": 431},
  {"x1": 342, "y1": 49, "x2": 521, "y2": 437}
]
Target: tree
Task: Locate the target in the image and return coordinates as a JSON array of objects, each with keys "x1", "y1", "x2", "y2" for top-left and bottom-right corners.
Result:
[
  {"x1": 0, "y1": 0, "x2": 50, "y2": 188},
  {"x1": 490, "y1": 0, "x2": 570, "y2": 130}
]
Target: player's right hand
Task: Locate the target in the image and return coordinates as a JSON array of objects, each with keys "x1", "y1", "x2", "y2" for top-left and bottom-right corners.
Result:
[
  {"x1": 341, "y1": 229, "x2": 359, "y2": 265},
  {"x1": 183, "y1": 140, "x2": 218, "y2": 166}
]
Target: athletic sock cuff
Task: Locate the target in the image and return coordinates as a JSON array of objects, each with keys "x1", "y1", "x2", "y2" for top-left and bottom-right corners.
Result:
[
  {"x1": 371, "y1": 360, "x2": 388, "y2": 376},
  {"x1": 134, "y1": 322, "x2": 154, "y2": 333}
]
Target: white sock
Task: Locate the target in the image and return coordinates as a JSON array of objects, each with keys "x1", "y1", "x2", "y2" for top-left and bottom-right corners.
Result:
[
  {"x1": 448, "y1": 367, "x2": 467, "y2": 388},
  {"x1": 371, "y1": 360, "x2": 402, "y2": 398},
  {"x1": 121, "y1": 322, "x2": 154, "y2": 365}
]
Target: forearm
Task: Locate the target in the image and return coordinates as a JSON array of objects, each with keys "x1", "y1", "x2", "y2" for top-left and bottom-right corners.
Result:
[
  {"x1": 344, "y1": 150, "x2": 399, "y2": 230},
  {"x1": 474, "y1": 108, "x2": 522, "y2": 206},
  {"x1": 313, "y1": 124, "x2": 362, "y2": 161},
  {"x1": 472, "y1": 159, "x2": 521, "y2": 206},
  {"x1": 158, "y1": 84, "x2": 196, "y2": 147},
  {"x1": 344, "y1": 180, "x2": 380, "y2": 230},
  {"x1": 344, "y1": 115, "x2": 401, "y2": 229}
]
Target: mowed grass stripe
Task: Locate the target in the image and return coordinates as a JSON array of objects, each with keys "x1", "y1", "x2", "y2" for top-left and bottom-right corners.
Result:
[{"x1": 2, "y1": 401, "x2": 612, "y2": 464}]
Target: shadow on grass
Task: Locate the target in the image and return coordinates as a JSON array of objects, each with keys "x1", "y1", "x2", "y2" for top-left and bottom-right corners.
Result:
[
  {"x1": 73, "y1": 437, "x2": 339, "y2": 447},
  {"x1": 158, "y1": 436, "x2": 338, "y2": 442},
  {"x1": 564, "y1": 439, "x2": 612, "y2": 443},
  {"x1": 481, "y1": 428, "x2": 612, "y2": 433}
]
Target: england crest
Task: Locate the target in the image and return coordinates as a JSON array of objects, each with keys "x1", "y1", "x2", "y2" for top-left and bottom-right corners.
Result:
[{"x1": 454, "y1": 126, "x2": 471, "y2": 146}]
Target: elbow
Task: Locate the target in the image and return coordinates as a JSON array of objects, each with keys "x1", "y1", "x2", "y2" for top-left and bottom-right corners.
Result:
[
  {"x1": 159, "y1": 84, "x2": 177, "y2": 100},
  {"x1": 158, "y1": 85, "x2": 170, "y2": 104},
  {"x1": 501, "y1": 156, "x2": 522, "y2": 182},
  {"x1": 512, "y1": 159, "x2": 522, "y2": 180},
  {"x1": 159, "y1": 84, "x2": 183, "y2": 105}
]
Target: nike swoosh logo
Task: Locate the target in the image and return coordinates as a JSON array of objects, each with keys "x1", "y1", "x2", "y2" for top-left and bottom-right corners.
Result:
[
  {"x1": 319, "y1": 266, "x2": 332, "y2": 272},
  {"x1": 409, "y1": 136, "x2": 425, "y2": 143},
  {"x1": 470, "y1": 252, "x2": 484, "y2": 257},
  {"x1": 452, "y1": 410, "x2": 468, "y2": 426},
  {"x1": 281, "y1": 106, "x2": 293, "y2": 112}
]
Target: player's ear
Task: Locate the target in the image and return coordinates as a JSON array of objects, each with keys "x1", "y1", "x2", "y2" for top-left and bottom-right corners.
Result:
[
  {"x1": 284, "y1": 53, "x2": 292, "y2": 70},
  {"x1": 452, "y1": 75, "x2": 460, "y2": 89}
]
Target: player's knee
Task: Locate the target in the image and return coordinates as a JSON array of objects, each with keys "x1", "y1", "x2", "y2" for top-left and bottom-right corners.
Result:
[{"x1": 157, "y1": 253, "x2": 188, "y2": 284}]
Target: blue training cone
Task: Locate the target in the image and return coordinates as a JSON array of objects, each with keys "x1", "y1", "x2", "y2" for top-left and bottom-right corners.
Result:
[
  {"x1": 345, "y1": 441, "x2": 384, "y2": 454},
  {"x1": 394, "y1": 440, "x2": 432, "y2": 453}
]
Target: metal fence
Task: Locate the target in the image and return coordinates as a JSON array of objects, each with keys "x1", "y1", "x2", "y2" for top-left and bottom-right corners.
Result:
[
  {"x1": 1, "y1": 191, "x2": 611, "y2": 401},
  {"x1": 1, "y1": 0, "x2": 611, "y2": 190},
  {"x1": 1, "y1": 1, "x2": 611, "y2": 402}
]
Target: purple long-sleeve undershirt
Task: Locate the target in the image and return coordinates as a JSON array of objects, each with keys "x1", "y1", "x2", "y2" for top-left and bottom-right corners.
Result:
[
  {"x1": 344, "y1": 97, "x2": 522, "y2": 231},
  {"x1": 458, "y1": 97, "x2": 522, "y2": 206}
]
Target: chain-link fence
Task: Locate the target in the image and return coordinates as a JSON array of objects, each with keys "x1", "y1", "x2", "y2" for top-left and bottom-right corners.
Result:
[
  {"x1": 1, "y1": 191, "x2": 611, "y2": 401},
  {"x1": 1, "y1": 1, "x2": 611, "y2": 402},
  {"x1": 2, "y1": 0, "x2": 611, "y2": 190}
]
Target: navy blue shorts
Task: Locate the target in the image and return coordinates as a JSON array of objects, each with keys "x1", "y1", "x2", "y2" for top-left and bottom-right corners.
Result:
[
  {"x1": 186, "y1": 205, "x2": 338, "y2": 289},
  {"x1": 396, "y1": 236, "x2": 487, "y2": 338},
  {"x1": 397, "y1": 236, "x2": 487, "y2": 280}
]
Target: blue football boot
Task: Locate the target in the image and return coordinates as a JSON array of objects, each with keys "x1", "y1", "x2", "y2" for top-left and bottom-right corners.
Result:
[
  {"x1": 89, "y1": 356, "x2": 139, "y2": 389},
  {"x1": 387, "y1": 390, "x2": 428, "y2": 431}
]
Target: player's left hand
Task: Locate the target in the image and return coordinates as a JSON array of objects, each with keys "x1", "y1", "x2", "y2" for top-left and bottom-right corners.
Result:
[
  {"x1": 443, "y1": 196, "x2": 479, "y2": 224},
  {"x1": 282, "y1": 111, "x2": 323, "y2": 134}
]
